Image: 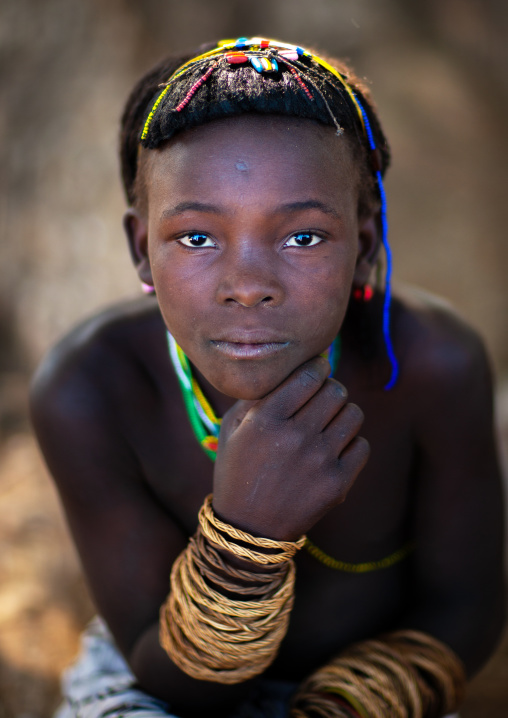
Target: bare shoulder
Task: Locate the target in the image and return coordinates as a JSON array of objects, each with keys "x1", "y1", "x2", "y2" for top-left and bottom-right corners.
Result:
[
  {"x1": 392, "y1": 285, "x2": 493, "y2": 403},
  {"x1": 29, "y1": 296, "x2": 170, "y2": 495},
  {"x1": 30, "y1": 296, "x2": 165, "y2": 421}
]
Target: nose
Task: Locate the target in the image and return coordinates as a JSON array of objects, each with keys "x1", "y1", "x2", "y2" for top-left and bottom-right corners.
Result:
[{"x1": 216, "y1": 244, "x2": 284, "y2": 308}]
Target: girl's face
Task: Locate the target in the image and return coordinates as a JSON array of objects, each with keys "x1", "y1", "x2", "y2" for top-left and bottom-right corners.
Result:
[{"x1": 127, "y1": 115, "x2": 377, "y2": 400}]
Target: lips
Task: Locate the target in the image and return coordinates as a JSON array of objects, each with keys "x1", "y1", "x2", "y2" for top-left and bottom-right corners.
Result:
[
  {"x1": 211, "y1": 328, "x2": 289, "y2": 344},
  {"x1": 210, "y1": 337, "x2": 290, "y2": 359}
]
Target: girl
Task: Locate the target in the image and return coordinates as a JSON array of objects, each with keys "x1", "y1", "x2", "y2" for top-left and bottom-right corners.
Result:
[{"x1": 31, "y1": 38, "x2": 505, "y2": 718}]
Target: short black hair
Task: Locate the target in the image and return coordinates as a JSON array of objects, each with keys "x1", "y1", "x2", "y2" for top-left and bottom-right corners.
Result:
[{"x1": 120, "y1": 41, "x2": 390, "y2": 215}]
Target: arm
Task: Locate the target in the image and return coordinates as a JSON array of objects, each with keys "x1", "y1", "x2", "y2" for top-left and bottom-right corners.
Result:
[
  {"x1": 401, "y1": 317, "x2": 505, "y2": 675},
  {"x1": 30, "y1": 339, "x2": 252, "y2": 715},
  {"x1": 31, "y1": 338, "x2": 368, "y2": 714},
  {"x1": 290, "y1": 311, "x2": 505, "y2": 718}
]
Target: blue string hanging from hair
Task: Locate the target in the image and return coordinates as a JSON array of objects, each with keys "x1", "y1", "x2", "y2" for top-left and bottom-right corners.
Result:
[{"x1": 355, "y1": 99, "x2": 399, "y2": 390}]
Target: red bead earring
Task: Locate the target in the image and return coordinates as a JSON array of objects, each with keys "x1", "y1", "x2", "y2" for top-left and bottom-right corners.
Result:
[{"x1": 353, "y1": 285, "x2": 374, "y2": 302}]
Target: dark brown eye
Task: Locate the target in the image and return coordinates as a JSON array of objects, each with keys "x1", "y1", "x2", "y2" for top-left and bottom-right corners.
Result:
[
  {"x1": 179, "y1": 233, "x2": 215, "y2": 248},
  {"x1": 284, "y1": 232, "x2": 322, "y2": 247}
]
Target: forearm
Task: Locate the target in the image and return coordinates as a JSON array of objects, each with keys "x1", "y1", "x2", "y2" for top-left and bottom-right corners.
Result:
[
  {"x1": 129, "y1": 495, "x2": 303, "y2": 714},
  {"x1": 289, "y1": 584, "x2": 506, "y2": 718},
  {"x1": 129, "y1": 623, "x2": 253, "y2": 716},
  {"x1": 291, "y1": 628, "x2": 466, "y2": 718}
]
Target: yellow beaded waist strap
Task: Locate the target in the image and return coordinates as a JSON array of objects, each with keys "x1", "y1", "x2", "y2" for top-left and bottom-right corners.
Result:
[{"x1": 304, "y1": 538, "x2": 415, "y2": 573}]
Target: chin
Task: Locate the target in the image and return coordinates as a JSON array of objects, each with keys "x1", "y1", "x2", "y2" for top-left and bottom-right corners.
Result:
[
  {"x1": 208, "y1": 366, "x2": 287, "y2": 402},
  {"x1": 216, "y1": 381, "x2": 276, "y2": 402},
  {"x1": 226, "y1": 387, "x2": 272, "y2": 401}
]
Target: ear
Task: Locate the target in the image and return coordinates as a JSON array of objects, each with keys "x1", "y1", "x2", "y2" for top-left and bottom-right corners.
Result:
[
  {"x1": 353, "y1": 211, "x2": 381, "y2": 287},
  {"x1": 123, "y1": 208, "x2": 153, "y2": 287}
]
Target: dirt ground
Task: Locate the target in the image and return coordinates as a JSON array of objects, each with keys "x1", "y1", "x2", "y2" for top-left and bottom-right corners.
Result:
[{"x1": 0, "y1": 383, "x2": 507, "y2": 718}]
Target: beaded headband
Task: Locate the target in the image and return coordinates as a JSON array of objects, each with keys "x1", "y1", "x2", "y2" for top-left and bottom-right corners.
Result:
[
  {"x1": 140, "y1": 38, "x2": 367, "y2": 142},
  {"x1": 140, "y1": 37, "x2": 398, "y2": 389}
]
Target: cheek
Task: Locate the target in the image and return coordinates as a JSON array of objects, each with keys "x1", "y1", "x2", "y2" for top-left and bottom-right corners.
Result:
[
  {"x1": 148, "y1": 244, "x2": 211, "y2": 332},
  {"x1": 304, "y1": 251, "x2": 356, "y2": 326},
  {"x1": 156, "y1": 285, "x2": 203, "y2": 342}
]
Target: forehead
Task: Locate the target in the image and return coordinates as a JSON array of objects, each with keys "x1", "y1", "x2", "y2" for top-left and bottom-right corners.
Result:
[{"x1": 142, "y1": 115, "x2": 359, "y2": 210}]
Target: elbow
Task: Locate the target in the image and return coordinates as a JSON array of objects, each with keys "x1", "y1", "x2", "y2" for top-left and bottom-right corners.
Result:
[
  {"x1": 464, "y1": 578, "x2": 506, "y2": 678},
  {"x1": 482, "y1": 581, "x2": 506, "y2": 663},
  {"x1": 406, "y1": 577, "x2": 506, "y2": 678}
]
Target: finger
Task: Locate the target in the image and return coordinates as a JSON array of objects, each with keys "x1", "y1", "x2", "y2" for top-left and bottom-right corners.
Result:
[
  {"x1": 253, "y1": 356, "x2": 330, "y2": 422},
  {"x1": 323, "y1": 403, "x2": 365, "y2": 455},
  {"x1": 294, "y1": 378, "x2": 348, "y2": 431},
  {"x1": 337, "y1": 435, "x2": 370, "y2": 482}
]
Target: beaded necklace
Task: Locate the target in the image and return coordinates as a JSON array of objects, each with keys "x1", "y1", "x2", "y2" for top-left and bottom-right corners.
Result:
[
  {"x1": 166, "y1": 331, "x2": 413, "y2": 572},
  {"x1": 167, "y1": 331, "x2": 340, "y2": 459}
]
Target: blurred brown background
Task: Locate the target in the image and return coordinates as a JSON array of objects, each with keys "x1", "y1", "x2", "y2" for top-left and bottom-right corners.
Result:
[{"x1": 1, "y1": 0, "x2": 507, "y2": 716}]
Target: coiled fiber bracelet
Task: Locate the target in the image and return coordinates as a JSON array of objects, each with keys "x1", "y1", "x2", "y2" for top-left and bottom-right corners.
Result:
[
  {"x1": 159, "y1": 497, "x2": 304, "y2": 683},
  {"x1": 290, "y1": 629, "x2": 466, "y2": 718},
  {"x1": 199, "y1": 494, "x2": 307, "y2": 564}
]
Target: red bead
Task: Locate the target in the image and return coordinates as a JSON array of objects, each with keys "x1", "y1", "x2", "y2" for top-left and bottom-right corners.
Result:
[
  {"x1": 175, "y1": 61, "x2": 218, "y2": 112},
  {"x1": 288, "y1": 66, "x2": 314, "y2": 100},
  {"x1": 353, "y1": 285, "x2": 374, "y2": 302},
  {"x1": 226, "y1": 52, "x2": 248, "y2": 64}
]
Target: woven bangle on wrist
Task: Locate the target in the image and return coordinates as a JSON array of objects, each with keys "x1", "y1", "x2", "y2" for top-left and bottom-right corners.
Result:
[
  {"x1": 290, "y1": 629, "x2": 466, "y2": 718},
  {"x1": 160, "y1": 496, "x2": 305, "y2": 684},
  {"x1": 199, "y1": 494, "x2": 306, "y2": 564}
]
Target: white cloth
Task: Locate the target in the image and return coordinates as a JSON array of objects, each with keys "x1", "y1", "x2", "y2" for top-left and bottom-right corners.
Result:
[{"x1": 55, "y1": 617, "x2": 459, "y2": 718}]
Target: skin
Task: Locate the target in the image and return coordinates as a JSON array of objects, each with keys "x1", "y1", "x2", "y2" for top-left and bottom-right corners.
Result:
[{"x1": 30, "y1": 115, "x2": 505, "y2": 716}]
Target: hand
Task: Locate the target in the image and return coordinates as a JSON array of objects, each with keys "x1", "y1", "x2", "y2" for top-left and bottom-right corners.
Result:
[{"x1": 212, "y1": 356, "x2": 370, "y2": 541}]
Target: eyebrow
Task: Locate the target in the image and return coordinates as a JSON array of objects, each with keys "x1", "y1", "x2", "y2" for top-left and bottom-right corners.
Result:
[
  {"x1": 160, "y1": 199, "x2": 341, "y2": 220},
  {"x1": 276, "y1": 200, "x2": 340, "y2": 219},
  {"x1": 160, "y1": 202, "x2": 224, "y2": 220}
]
